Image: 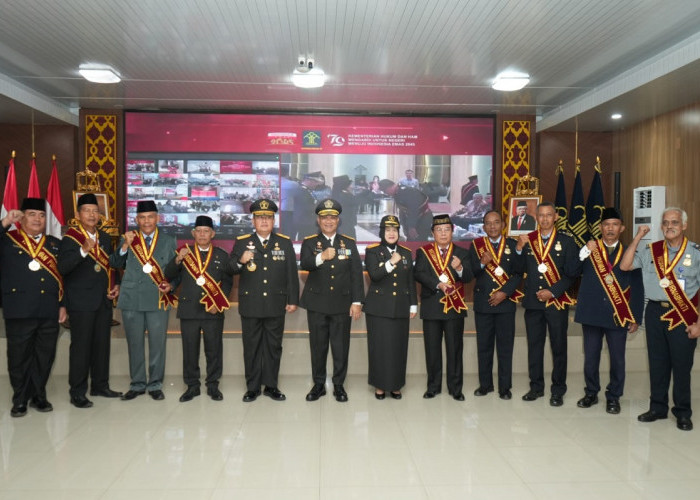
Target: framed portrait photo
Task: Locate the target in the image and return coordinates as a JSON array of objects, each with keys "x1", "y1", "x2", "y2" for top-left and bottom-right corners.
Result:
[
  {"x1": 507, "y1": 195, "x2": 541, "y2": 237},
  {"x1": 73, "y1": 191, "x2": 110, "y2": 219}
]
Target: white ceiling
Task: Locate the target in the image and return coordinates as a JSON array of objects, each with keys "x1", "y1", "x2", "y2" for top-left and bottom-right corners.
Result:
[{"x1": 1, "y1": 0, "x2": 700, "y2": 131}]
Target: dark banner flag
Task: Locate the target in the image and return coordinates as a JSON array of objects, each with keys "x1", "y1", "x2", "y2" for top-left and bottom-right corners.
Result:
[
  {"x1": 568, "y1": 161, "x2": 589, "y2": 247},
  {"x1": 586, "y1": 158, "x2": 605, "y2": 240},
  {"x1": 554, "y1": 161, "x2": 568, "y2": 233}
]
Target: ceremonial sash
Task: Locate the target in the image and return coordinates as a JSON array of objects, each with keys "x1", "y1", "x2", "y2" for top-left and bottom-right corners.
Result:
[
  {"x1": 588, "y1": 240, "x2": 636, "y2": 327},
  {"x1": 129, "y1": 230, "x2": 178, "y2": 310},
  {"x1": 7, "y1": 229, "x2": 63, "y2": 300},
  {"x1": 472, "y1": 236, "x2": 524, "y2": 303},
  {"x1": 419, "y1": 243, "x2": 468, "y2": 314},
  {"x1": 179, "y1": 245, "x2": 231, "y2": 313},
  {"x1": 64, "y1": 227, "x2": 118, "y2": 298},
  {"x1": 527, "y1": 229, "x2": 576, "y2": 309},
  {"x1": 650, "y1": 238, "x2": 699, "y2": 329}
]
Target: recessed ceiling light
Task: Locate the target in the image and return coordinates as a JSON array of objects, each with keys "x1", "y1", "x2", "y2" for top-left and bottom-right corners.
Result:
[
  {"x1": 79, "y1": 64, "x2": 121, "y2": 84},
  {"x1": 492, "y1": 72, "x2": 530, "y2": 91},
  {"x1": 611, "y1": 113, "x2": 622, "y2": 120}
]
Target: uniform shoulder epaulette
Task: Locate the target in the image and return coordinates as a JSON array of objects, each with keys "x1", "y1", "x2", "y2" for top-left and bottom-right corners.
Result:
[
  {"x1": 237, "y1": 234, "x2": 252, "y2": 240},
  {"x1": 398, "y1": 244, "x2": 411, "y2": 252},
  {"x1": 276, "y1": 233, "x2": 290, "y2": 239},
  {"x1": 340, "y1": 234, "x2": 355, "y2": 241},
  {"x1": 366, "y1": 243, "x2": 379, "y2": 249},
  {"x1": 304, "y1": 234, "x2": 317, "y2": 240}
]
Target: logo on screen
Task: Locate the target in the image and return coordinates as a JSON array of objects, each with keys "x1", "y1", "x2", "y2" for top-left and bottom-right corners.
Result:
[
  {"x1": 302, "y1": 130, "x2": 322, "y2": 149},
  {"x1": 327, "y1": 134, "x2": 346, "y2": 146}
]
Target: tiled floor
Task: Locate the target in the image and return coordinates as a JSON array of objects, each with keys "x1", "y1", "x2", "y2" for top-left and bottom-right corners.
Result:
[{"x1": 2, "y1": 371, "x2": 700, "y2": 499}]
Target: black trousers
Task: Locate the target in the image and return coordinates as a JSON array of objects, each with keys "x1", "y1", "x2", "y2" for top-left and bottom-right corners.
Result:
[
  {"x1": 307, "y1": 310, "x2": 351, "y2": 385},
  {"x1": 241, "y1": 315, "x2": 285, "y2": 391},
  {"x1": 422, "y1": 317, "x2": 465, "y2": 394},
  {"x1": 474, "y1": 311, "x2": 515, "y2": 393},
  {"x1": 645, "y1": 301, "x2": 697, "y2": 418},
  {"x1": 524, "y1": 307, "x2": 569, "y2": 396},
  {"x1": 180, "y1": 317, "x2": 224, "y2": 388},
  {"x1": 68, "y1": 304, "x2": 112, "y2": 397},
  {"x1": 5, "y1": 318, "x2": 59, "y2": 405},
  {"x1": 582, "y1": 324, "x2": 627, "y2": 400}
]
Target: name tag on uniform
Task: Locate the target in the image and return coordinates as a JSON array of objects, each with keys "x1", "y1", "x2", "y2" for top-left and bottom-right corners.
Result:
[{"x1": 678, "y1": 278, "x2": 686, "y2": 291}]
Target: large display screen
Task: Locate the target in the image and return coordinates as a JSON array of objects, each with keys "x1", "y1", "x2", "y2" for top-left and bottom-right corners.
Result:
[{"x1": 125, "y1": 113, "x2": 495, "y2": 250}]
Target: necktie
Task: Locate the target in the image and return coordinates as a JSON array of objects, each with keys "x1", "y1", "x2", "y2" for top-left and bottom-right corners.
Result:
[
  {"x1": 327, "y1": 237, "x2": 332, "y2": 246},
  {"x1": 145, "y1": 235, "x2": 152, "y2": 248},
  {"x1": 440, "y1": 247, "x2": 447, "y2": 258},
  {"x1": 517, "y1": 216, "x2": 523, "y2": 229},
  {"x1": 262, "y1": 239, "x2": 268, "y2": 248}
]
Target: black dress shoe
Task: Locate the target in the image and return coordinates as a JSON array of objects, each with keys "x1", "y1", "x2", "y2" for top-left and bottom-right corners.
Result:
[
  {"x1": 522, "y1": 390, "x2": 544, "y2": 401},
  {"x1": 606, "y1": 400, "x2": 621, "y2": 414},
  {"x1": 375, "y1": 391, "x2": 386, "y2": 400},
  {"x1": 148, "y1": 390, "x2": 165, "y2": 401},
  {"x1": 550, "y1": 395, "x2": 564, "y2": 407},
  {"x1": 29, "y1": 398, "x2": 53, "y2": 412},
  {"x1": 305, "y1": 384, "x2": 326, "y2": 401},
  {"x1": 243, "y1": 390, "x2": 261, "y2": 402},
  {"x1": 207, "y1": 387, "x2": 224, "y2": 401},
  {"x1": 423, "y1": 390, "x2": 440, "y2": 399},
  {"x1": 637, "y1": 410, "x2": 668, "y2": 422},
  {"x1": 452, "y1": 392, "x2": 465, "y2": 401},
  {"x1": 121, "y1": 390, "x2": 145, "y2": 401},
  {"x1": 390, "y1": 391, "x2": 402, "y2": 400},
  {"x1": 499, "y1": 390, "x2": 512, "y2": 400},
  {"x1": 474, "y1": 386, "x2": 494, "y2": 396},
  {"x1": 677, "y1": 416, "x2": 693, "y2": 431},
  {"x1": 10, "y1": 403, "x2": 27, "y2": 417},
  {"x1": 90, "y1": 388, "x2": 123, "y2": 398},
  {"x1": 333, "y1": 385, "x2": 348, "y2": 402},
  {"x1": 576, "y1": 394, "x2": 598, "y2": 408},
  {"x1": 179, "y1": 386, "x2": 201, "y2": 402},
  {"x1": 71, "y1": 395, "x2": 94, "y2": 409},
  {"x1": 263, "y1": 387, "x2": 286, "y2": 401}
]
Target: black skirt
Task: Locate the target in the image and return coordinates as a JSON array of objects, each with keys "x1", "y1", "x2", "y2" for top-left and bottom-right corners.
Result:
[{"x1": 366, "y1": 314, "x2": 409, "y2": 391}]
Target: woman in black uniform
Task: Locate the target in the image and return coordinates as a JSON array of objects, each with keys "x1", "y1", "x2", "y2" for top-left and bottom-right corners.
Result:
[{"x1": 364, "y1": 215, "x2": 418, "y2": 399}]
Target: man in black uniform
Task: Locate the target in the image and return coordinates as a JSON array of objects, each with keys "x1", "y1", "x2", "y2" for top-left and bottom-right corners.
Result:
[
  {"x1": 300, "y1": 199, "x2": 364, "y2": 402},
  {"x1": 516, "y1": 201, "x2": 578, "y2": 406},
  {"x1": 58, "y1": 193, "x2": 122, "y2": 409},
  {"x1": 293, "y1": 172, "x2": 324, "y2": 240},
  {"x1": 414, "y1": 214, "x2": 473, "y2": 400},
  {"x1": 164, "y1": 215, "x2": 233, "y2": 402},
  {"x1": 230, "y1": 199, "x2": 299, "y2": 402},
  {"x1": 468, "y1": 210, "x2": 523, "y2": 400},
  {"x1": 1, "y1": 198, "x2": 66, "y2": 417},
  {"x1": 379, "y1": 179, "x2": 433, "y2": 241},
  {"x1": 574, "y1": 207, "x2": 644, "y2": 414}
]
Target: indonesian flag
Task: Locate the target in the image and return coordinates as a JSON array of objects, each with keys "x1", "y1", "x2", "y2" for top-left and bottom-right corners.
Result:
[
  {"x1": 28, "y1": 156, "x2": 41, "y2": 198},
  {"x1": 46, "y1": 157, "x2": 65, "y2": 239},
  {"x1": 1, "y1": 155, "x2": 20, "y2": 229}
]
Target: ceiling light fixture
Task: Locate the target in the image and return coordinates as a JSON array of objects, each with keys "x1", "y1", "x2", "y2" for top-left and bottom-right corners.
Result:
[
  {"x1": 611, "y1": 113, "x2": 622, "y2": 120},
  {"x1": 78, "y1": 64, "x2": 121, "y2": 84},
  {"x1": 492, "y1": 72, "x2": 530, "y2": 92},
  {"x1": 291, "y1": 58, "x2": 325, "y2": 89}
]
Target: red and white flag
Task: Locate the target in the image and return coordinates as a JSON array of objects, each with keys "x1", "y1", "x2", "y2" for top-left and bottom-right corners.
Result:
[
  {"x1": 46, "y1": 156, "x2": 65, "y2": 239},
  {"x1": 28, "y1": 155, "x2": 41, "y2": 198},
  {"x1": 1, "y1": 155, "x2": 20, "y2": 229}
]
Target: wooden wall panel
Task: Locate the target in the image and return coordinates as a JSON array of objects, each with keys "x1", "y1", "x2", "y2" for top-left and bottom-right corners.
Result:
[{"x1": 613, "y1": 102, "x2": 700, "y2": 242}]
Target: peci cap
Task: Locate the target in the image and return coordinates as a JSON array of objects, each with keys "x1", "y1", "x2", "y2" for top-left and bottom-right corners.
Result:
[
  {"x1": 431, "y1": 214, "x2": 452, "y2": 228},
  {"x1": 21, "y1": 197, "x2": 45, "y2": 212},
  {"x1": 600, "y1": 207, "x2": 623, "y2": 223},
  {"x1": 332, "y1": 174, "x2": 352, "y2": 189},
  {"x1": 249, "y1": 198, "x2": 278, "y2": 216},
  {"x1": 315, "y1": 198, "x2": 342, "y2": 216},
  {"x1": 136, "y1": 200, "x2": 158, "y2": 213},
  {"x1": 516, "y1": 200, "x2": 528, "y2": 208},
  {"x1": 194, "y1": 215, "x2": 214, "y2": 228},
  {"x1": 77, "y1": 193, "x2": 98, "y2": 207}
]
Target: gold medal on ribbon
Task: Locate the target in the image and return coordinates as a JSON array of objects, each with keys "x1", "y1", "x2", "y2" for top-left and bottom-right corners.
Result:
[
  {"x1": 604, "y1": 274, "x2": 614, "y2": 285},
  {"x1": 196, "y1": 276, "x2": 206, "y2": 286},
  {"x1": 538, "y1": 263, "x2": 548, "y2": 273},
  {"x1": 494, "y1": 266, "x2": 504, "y2": 276},
  {"x1": 659, "y1": 277, "x2": 671, "y2": 288},
  {"x1": 142, "y1": 263, "x2": 153, "y2": 274},
  {"x1": 28, "y1": 259, "x2": 41, "y2": 271}
]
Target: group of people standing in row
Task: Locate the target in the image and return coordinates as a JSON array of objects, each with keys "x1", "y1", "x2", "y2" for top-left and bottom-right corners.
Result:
[{"x1": 2, "y1": 194, "x2": 699, "y2": 432}]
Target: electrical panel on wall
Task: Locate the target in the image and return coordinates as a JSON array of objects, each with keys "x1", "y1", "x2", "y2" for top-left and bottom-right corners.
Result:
[{"x1": 633, "y1": 186, "x2": 666, "y2": 243}]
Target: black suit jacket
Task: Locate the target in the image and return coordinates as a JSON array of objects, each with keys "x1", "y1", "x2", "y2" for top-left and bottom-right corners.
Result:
[
  {"x1": 510, "y1": 213, "x2": 536, "y2": 231},
  {"x1": 300, "y1": 233, "x2": 364, "y2": 315},
  {"x1": 414, "y1": 242, "x2": 472, "y2": 320},
  {"x1": 574, "y1": 243, "x2": 645, "y2": 328},
  {"x1": 57, "y1": 229, "x2": 117, "y2": 311},
  {"x1": 0, "y1": 226, "x2": 62, "y2": 320},
  {"x1": 228, "y1": 232, "x2": 299, "y2": 318},
  {"x1": 363, "y1": 244, "x2": 417, "y2": 319},
  {"x1": 468, "y1": 237, "x2": 522, "y2": 314},
  {"x1": 164, "y1": 246, "x2": 233, "y2": 319},
  {"x1": 519, "y1": 230, "x2": 579, "y2": 310}
]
